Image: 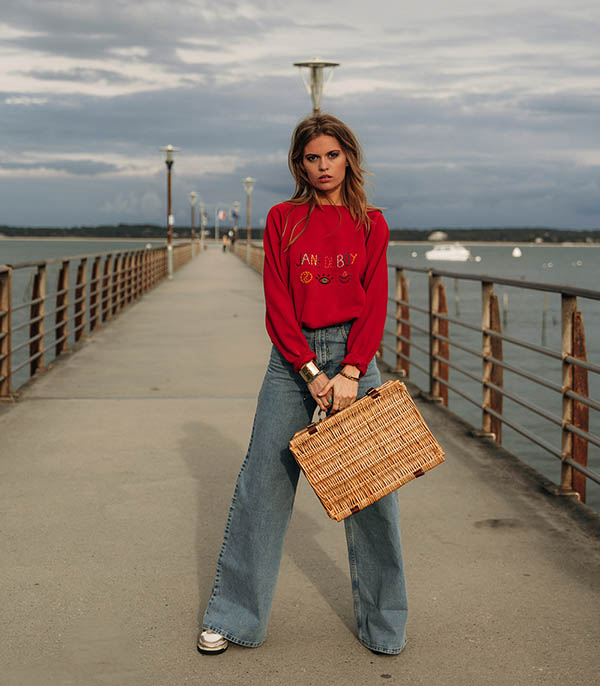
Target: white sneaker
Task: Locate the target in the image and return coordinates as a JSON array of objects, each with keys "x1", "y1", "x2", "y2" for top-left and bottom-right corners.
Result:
[{"x1": 197, "y1": 629, "x2": 229, "y2": 655}]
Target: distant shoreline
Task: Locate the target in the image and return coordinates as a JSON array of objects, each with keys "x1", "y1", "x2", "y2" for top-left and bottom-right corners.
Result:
[
  {"x1": 0, "y1": 236, "x2": 164, "y2": 242},
  {"x1": 388, "y1": 241, "x2": 600, "y2": 247}
]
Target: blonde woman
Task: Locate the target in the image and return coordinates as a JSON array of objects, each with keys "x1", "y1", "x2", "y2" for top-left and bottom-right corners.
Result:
[{"x1": 198, "y1": 114, "x2": 407, "y2": 656}]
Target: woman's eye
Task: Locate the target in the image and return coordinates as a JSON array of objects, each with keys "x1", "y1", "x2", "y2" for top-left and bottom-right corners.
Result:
[
  {"x1": 306, "y1": 155, "x2": 318, "y2": 162},
  {"x1": 328, "y1": 152, "x2": 339, "y2": 159}
]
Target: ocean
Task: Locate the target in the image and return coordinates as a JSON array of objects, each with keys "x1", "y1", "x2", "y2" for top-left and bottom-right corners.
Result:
[{"x1": 2, "y1": 237, "x2": 599, "y2": 510}]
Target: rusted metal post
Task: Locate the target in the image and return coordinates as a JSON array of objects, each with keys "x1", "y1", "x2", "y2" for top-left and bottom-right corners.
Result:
[
  {"x1": 102, "y1": 255, "x2": 112, "y2": 322},
  {"x1": 395, "y1": 268, "x2": 410, "y2": 376},
  {"x1": 437, "y1": 282, "x2": 449, "y2": 406},
  {"x1": 89, "y1": 257, "x2": 101, "y2": 332},
  {"x1": 0, "y1": 266, "x2": 13, "y2": 399},
  {"x1": 135, "y1": 252, "x2": 142, "y2": 299},
  {"x1": 481, "y1": 281, "x2": 495, "y2": 437},
  {"x1": 571, "y1": 311, "x2": 589, "y2": 501},
  {"x1": 55, "y1": 260, "x2": 69, "y2": 357},
  {"x1": 560, "y1": 294, "x2": 577, "y2": 495},
  {"x1": 29, "y1": 264, "x2": 47, "y2": 376},
  {"x1": 489, "y1": 294, "x2": 503, "y2": 443},
  {"x1": 428, "y1": 271, "x2": 443, "y2": 401},
  {"x1": 74, "y1": 258, "x2": 87, "y2": 342},
  {"x1": 125, "y1": 253, "x2": 132, "y2": 304},
  {"x1": 111, "y1": 254, "x2": 121, "y2": 316}
]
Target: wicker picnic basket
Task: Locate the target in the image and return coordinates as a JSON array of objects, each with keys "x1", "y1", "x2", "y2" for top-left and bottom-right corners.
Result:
[{"x1": 289, "y1": 379, "x2": 445, "y2": 521}]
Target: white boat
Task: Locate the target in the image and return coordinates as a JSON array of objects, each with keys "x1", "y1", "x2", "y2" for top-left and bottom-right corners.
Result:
[
  {"x1": 512, "y1": 247, "x2": 522, "y2": 258},
  {"x1": 425, "y1": 243, "x2": 471, "y2": 262}
]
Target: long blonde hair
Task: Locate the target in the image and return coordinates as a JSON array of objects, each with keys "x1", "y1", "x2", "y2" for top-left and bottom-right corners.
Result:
[{"x1": 283, "y1": 113, "x2": 376, "y2": 250}]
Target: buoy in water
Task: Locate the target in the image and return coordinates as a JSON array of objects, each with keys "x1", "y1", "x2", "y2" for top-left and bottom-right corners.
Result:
[{"x1": 512, "y1": 247, "x2": 522, "y2": 257}]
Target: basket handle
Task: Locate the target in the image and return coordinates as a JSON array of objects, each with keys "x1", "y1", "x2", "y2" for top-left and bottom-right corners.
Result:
[{"x1": 303, "y1": 385, "x2": 382, "y2": 435}]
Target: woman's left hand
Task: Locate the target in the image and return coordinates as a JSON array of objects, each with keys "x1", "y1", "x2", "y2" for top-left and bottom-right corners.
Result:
[{"x1": 317, "y1": 365, "x2": 360, "y2": 413}]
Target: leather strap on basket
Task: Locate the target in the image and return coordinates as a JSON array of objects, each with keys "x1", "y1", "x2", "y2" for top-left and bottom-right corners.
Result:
[{"x1": 366, "y1": 387, "x2": 381, "y2": 399}]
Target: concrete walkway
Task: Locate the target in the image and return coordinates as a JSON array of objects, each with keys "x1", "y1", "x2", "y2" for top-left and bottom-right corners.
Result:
[{"x1": 1, "y1": 246, "x2": 598, "y2": 686}]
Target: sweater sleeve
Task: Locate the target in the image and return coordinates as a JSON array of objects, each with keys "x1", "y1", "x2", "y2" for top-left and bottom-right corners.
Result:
[
  {"x1": 341, "y1": 212, "x2": 389, "y2": 375},
  {"x1": 263, "y1": 207, "x2": 316, "y2": 372}
]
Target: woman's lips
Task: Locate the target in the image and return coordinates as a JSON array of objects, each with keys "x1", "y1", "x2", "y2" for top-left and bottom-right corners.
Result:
[{"x1": 319, "y1": 175, "x2": 332, "y2": 181}]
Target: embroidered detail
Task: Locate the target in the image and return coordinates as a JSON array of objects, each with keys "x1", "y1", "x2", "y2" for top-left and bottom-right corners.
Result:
[
  {"x1": 316, "y1": 274, "x2": 333, "y2": 285},
  {"x1": 296, "y1": 253, "x2": 320, "y2": 267},
  {"x1": 337, "y1": 253, "x2": 358, "y2": 268},
  {"x1": 339, "y1": 271, "x2": 352, "y2": 284},
  {"x1": 299, "y1": 271, "x2": 313, "y2": 284}
]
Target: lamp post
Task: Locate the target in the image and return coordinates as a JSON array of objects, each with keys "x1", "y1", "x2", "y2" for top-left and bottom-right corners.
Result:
[
  {"x1": 198, "y1": 201, "x2": 206, "y2": 251},
  {"x1": 189, "y1": 191, "x2": 197, "y2": 255},
  {"x1": 243, "y1": 177, "x2": 255, "y2": 265},
  {"x1": 232, "y1": 200, "x2": 240, "y2": 242},
  {"x1": 294, "y1": 57, "x2": 339, "y2": 115},
  {"x1": 160, "y1": 144, "x2": 180, "y2": 278}
]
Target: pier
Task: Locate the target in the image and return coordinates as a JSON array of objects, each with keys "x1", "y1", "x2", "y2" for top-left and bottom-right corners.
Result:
[{"x1": 1, "y1": 245, "x2": 599, "y2": 685}]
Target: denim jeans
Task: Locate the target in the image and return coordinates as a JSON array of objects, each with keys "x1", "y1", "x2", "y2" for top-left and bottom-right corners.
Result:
[{"x1": 202, "y1": 323, "x2": 408, "y2": 654}]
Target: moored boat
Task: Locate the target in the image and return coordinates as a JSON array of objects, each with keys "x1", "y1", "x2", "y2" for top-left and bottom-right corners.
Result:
[{"x1": 425, "y1": 243, "x2": 471, "y2": 261}]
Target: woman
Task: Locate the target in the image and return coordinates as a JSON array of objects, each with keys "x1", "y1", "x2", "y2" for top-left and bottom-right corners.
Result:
[{"x1": 198, "y1": 113, "x2": 408, "y2": 656}]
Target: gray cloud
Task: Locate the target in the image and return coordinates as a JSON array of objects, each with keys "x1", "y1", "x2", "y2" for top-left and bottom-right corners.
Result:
[
  {"x1": 24, "y1": 68, "x2": 136, "y2": 84},
  {"x1": 1, "y1": 160, "x2": 120, "y2": 175}
]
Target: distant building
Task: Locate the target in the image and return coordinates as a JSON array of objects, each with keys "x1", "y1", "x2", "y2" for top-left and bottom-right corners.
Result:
[{"x1": 428, "y1": 230, "x2": 448, "y2": 241}]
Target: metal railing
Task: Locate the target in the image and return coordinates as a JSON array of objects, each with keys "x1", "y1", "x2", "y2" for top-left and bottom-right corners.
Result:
[
  {"x1": 384, "y1": 265, "x2": 599, "y2": 504},
  {"x1": 231, "y1": 242, "x2": 599, "y2": 504},
  {"x1": 0, "y1": 242, "x2": 197, "y2": 398}
]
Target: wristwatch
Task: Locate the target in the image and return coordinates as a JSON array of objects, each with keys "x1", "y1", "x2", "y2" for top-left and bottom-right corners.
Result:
[{"x1": 299, "y1": 360, "x2": 321, "y2": 384}]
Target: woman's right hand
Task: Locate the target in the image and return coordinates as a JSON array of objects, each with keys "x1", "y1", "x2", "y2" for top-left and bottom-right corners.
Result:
[{"x1": 307, "y1": 372, "x2": 332, "y2": 413}]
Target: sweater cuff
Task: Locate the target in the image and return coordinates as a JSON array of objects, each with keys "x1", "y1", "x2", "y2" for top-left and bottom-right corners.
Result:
[{"x1": 341, "y1": 355, "x2": 368, "y2": 377}]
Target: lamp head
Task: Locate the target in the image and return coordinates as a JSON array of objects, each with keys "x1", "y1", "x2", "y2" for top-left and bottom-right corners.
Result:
[{"x1": 243, "y1": 177, "x2": 256, "y2": 195}]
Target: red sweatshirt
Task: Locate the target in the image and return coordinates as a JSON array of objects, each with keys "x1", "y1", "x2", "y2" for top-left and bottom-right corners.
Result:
[{"x1": 263, "y1": 202, "x2": 389, "y2": 376}]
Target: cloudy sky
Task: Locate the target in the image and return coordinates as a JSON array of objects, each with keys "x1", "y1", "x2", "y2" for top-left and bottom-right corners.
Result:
[{"x1": 1, "y1": 0, "x2": 599, "y2": 230}]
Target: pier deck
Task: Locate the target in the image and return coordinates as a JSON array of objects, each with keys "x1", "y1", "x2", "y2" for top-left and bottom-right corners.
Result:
[{"x1": 1, "y1": 246, "x2": 598, "y2": 686}]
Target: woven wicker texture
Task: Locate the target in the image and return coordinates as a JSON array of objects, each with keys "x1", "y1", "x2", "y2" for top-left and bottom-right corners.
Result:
[{"x1": 289, "y1": 380, "x2": 445, "y2": 521}]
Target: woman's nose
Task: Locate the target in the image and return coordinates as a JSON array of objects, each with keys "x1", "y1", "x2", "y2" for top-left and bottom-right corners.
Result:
[{"x1": 318, "y1": 157, "x2": 328, "y2": 170}]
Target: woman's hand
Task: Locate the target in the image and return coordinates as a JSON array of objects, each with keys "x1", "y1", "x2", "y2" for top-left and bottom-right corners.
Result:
[
  {"x1": 307, "y1": 372, "x2": 332, "y2": 413},
  {"x1": 317, "y1": 365, "x2": 360, "y2": 413}
]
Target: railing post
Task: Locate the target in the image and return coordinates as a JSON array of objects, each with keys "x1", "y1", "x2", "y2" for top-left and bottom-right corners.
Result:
[
  {"x1": 395, "y1": 268, "x2": 410, "y2": 376},
  {"x1": 55, "y1": 260, "x2": 70, "y2": 357},
  {"x1": 29, "y1": 264, "x2": 47, "y2": 377},
  {"x1": 89, "y1": 257, "x2": 101, "y2": 332},
  {"x1": 102, "y1": 255, "x2": 112, "y2": 322},
  {"x1": 111, "y1": 254, "x2": 121, "y2": 316},
  {"x1": 74, "y1": 258, "x2": 87, "y2": 342},
  {"x1": 561, "y1": 294, "x2": 588, "y2": 500},
  {"x1": 0, "y1": 266, "x2": 13, "y2": 399},
  {"x1": 489, "y1": 294, "x2": 503, "y2": 444},
  {"x1": 481, "y1": 281, "x2": 495, "y2": 437},
  {"x1": 571, "y1": 311, "x2": 589, "y2": 502},
  {"x1": 437, "y1": 282, "x2": 449, "y2": 406},
  {"x1": 428, "y1": 271, "x2": 443, "y2": 401}
]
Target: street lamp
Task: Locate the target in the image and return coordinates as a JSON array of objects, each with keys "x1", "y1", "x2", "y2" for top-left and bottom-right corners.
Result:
[
  {"x1": 198, "y1": 201, "x2": 206, "y2": 251},
  {"x1": 159, "y1": 144, "x2": 180, "y2": 279},
  {"x1": 294, "y1": 57, "x2": 339, "y2": 114},
  {"x1": 189, "y1": 191, "x2": 197, "y2": 254},
  {"x1": 243, "y1": 177, "x2": 255, "y2": 241},
  {"x1": 243, "y1": 177, "x2": 255, "y2": 265},
  {"x1": 232, "y1": 200, "x2": 240, "y2": 241}
]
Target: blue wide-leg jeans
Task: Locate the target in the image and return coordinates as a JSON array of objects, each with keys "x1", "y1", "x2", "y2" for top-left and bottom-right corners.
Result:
[{"x1": 202, "y1": 324, "x2": 408, "y2": 654}]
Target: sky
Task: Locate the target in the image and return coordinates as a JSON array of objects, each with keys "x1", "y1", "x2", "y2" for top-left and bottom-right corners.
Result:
[{"x1": 1, "y1": 0, "x2": 599, "y2": 230}]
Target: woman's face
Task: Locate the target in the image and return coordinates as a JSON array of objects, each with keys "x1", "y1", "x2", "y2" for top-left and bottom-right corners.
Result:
[{"x1": 302, "y1": 134, "x2": 348, "y2": 203}]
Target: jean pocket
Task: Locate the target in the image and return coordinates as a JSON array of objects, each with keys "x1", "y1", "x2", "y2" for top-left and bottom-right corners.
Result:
[{"x1": 337, "y1": 322, "x2": 352, "y2": 342}]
